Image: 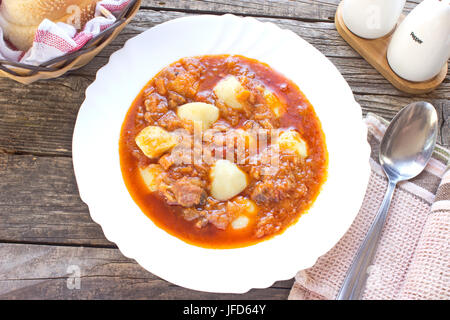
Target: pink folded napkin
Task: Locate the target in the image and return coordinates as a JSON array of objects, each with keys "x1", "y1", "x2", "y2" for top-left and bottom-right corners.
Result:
[
  {"x1": 289, "y1": 113, "x2": 450, "y2": 300},
  {"x1": 0, "y1": 0, "x2": 131, "y2": 66}
]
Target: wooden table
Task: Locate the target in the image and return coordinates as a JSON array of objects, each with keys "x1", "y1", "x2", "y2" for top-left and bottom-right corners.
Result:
[{"x1": 0, "y1": 0, "x2": 448, "y2": 299}]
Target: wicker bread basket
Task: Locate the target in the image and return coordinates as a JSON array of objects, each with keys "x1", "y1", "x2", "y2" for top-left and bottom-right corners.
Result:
[{"x1": 0, "y1": 0, "x2": 141, "y2": 84}]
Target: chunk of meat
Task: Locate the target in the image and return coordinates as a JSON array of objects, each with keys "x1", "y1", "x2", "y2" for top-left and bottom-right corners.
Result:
[
  {"x1": 171, "y1": 177, "x2": 207, "y2": 207},
  {"x1": 168, "y1": 91, "x2": 186, "y2": 109},
  {"x1": 155, "y1": 77, "x2": 167, "y2": 95},
  {"x1": 255, "y1": 214, "x2": 281, "y2": 238},
  {"x1": 182, "y1": 208, "x2": 228, "y2": 230},
  {"x1": 181, "y1": 208, "x2": 204, "y2": 221},
  {"x1": 144, "y1": 93, "x2": 168, "y2": 114},
  {"x1": 250, "y1": 175, "x2": 307, "y2": 204},
  {"x1": 206, "y1": 209, "x2": 232, "y2": 230},
  {"x1": 167, "y1": 69, "x2": 199, "y2": 98},
  {"x1": 251, "y1": 181, "x2": 284, "y2": 204},
  {"x1": 195, "y1": 217, "x2": 209, "y2": 229},
  {"x1": 156, "y1": 110, "x2": 184, "y2": 131},
  {"x1": 158, "y1": 154, "x2": 175, "y2": 170}
]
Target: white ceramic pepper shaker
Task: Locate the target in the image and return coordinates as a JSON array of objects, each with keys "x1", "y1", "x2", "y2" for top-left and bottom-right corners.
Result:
[
  {"x1": 342, "y1": 0, "x2": 406, "y2": 39},
  {"x1": 387, "y1": 0, "x2": 450, "y2": 82}
]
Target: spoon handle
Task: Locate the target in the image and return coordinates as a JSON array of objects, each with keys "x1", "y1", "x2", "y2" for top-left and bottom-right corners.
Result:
[{"x1": 337, "y1": 180, "x2": 397, "y2": 300}]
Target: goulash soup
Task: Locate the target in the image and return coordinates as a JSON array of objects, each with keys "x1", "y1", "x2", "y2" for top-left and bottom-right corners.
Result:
[{"x1": 119, "y1": 55, "x2": 328, "y2": 248}]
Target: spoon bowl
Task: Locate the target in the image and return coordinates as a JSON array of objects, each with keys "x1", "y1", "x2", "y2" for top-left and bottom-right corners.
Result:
[{"x1": 380, "y1": 101, "x2": 438, "y2": 183}]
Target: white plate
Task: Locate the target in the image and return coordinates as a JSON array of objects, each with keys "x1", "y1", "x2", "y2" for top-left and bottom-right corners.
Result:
[{"x1": 73, "y1": 14, "x2": 371, "y2": 293}]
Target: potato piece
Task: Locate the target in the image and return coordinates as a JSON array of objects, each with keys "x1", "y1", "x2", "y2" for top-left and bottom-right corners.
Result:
[
  {"x1": 139, "y1": 164, "x2": 164, "y2": 192},
  {"x1": 228, "y1": 197, "x2": 258, "y2": 230},
  {"x1": 177, "y1": 102, "x2": 219, "y2": 130},
  {"x1": 277, "y1": 130, "x2": 308, "y2": 158},
  {"x1": 264, "y1": 89, "x2": 285, "y2": 118},
  {"x1": 210, "y1": 160, "x2": 248, "y2": 201},
  {"x1": 228, "y1": 196, "x2": 258, "y2": 216},
  {"x1": 135, "y1": 126, "x2": 178, "y2": 158},
  {"x1": 213, "y1": 76, "x2": 246, "y2": 110},
  {"x1": 231, "y1": 216, "x2": 250, "y2": 230}
]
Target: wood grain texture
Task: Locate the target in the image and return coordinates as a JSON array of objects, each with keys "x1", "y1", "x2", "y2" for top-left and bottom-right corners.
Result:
[
  {"x1": 0, "y1": 153, "x2": 112, "y2": 246},
  {"x1": 0, "y1": 243, "x2": 293, "y2": 299},
  {"x1": 0, "y1": 0, "x2": 448, "y2": 300},
  {"x1": 140, "y1": 0, "x2": 422, "y2": 21},
  {"x1": 0, "y1": 9, "x2": 448, "y2": 157},
  {"x1": 143, "y1": 0, "x2": 338, "y2": 21}
]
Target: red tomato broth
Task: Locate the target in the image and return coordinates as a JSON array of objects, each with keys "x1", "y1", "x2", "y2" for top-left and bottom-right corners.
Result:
[{"x1": 119, "y1": 55, "x2": 328, "y2": 248}]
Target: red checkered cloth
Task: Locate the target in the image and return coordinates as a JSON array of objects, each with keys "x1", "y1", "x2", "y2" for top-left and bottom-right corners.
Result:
[{"x1": 0, "y1": 0, "x2": 131, "y2": 66}]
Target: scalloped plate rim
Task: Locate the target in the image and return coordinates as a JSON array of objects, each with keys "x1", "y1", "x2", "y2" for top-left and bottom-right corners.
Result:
[{"x1": 72, "y1": 14, "x2": 372, "y2": 293}]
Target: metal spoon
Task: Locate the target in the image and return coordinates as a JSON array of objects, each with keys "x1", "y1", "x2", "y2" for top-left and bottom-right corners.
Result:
[{"x1": 337, "y1": 101, "x2": 438, "y2": 300}]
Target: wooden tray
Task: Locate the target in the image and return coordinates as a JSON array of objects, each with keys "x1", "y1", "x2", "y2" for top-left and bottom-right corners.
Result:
[
  {"x1": 0, "y1": 0, "x2": 141, "y2": 85},
  {"x1": 335, "y1": 1, "x2": 447, "y2": 94}
]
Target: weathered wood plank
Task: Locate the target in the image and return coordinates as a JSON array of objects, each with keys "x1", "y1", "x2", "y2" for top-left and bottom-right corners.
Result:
[
  {"x1": 0, "y1": 153, "x2": 112, "y2": 246},
  {"x1": 0, "y1": 7, "x2": 448, "y2": 247},
  {"x1": 143, "y1": 0, "x2": 337, "y2": 21},
  {"x1": 0, "y1": 243, "x2": 293, "y2": 299},
  {"x1": 0, "y1": 76, "x2": 92, "y2": 157},
  {"x1": 0, "y1": 0, "x2": 447, "y2": 300},
  {"x1": 1, "y1": 107, "x2": 447, "y2": 246},
  {"x1": 141, "y1": 0, "x2": 422, "y2": 21},
  {"x1": 0, "y1": 9, "x2": 447, "y2": 157}
]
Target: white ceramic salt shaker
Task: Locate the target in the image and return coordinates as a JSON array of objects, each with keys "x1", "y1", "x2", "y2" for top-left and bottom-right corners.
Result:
[
  {"x1": 387, "y1": 0, "x2": 450, "y2": 82},
  {"x1": 342, "y1": 0, "x2": 406, "y2": 39}
]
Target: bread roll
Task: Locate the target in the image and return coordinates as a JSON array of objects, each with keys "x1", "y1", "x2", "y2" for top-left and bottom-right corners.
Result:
[{"x1": 0, "y1": 0, "x2": 99, "y2": 51}]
